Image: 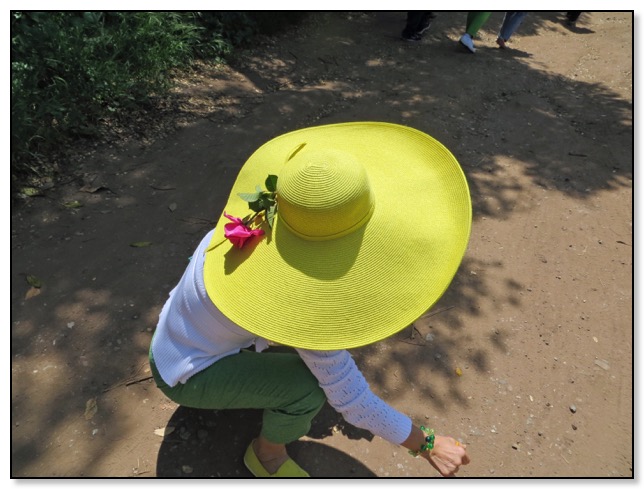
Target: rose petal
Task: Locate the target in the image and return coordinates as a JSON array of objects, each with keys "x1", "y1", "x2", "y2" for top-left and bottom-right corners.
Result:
[
  {"x1": 223, "y1": 212, "x2": 245, "y2": 225},
  {"x1": 222, "y1": 212, "x2": 265, "y2": 248}
]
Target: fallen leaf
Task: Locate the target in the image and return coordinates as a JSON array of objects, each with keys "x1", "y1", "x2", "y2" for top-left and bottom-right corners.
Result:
[
  {"x1": 20, "y1": 187, "x2": 43, "y2": 197},
  {"x1": 26, "y1": 275, "x2": 42, "y2": 288},
  {"x1": 84, "y1": 397, "x2": 98, "y2": 420},
  {"x1": 25, "y1": 287, "x2": 41, "y2": 300},
  {"x1": 63, "y1": 200, "x2": 83, "y2": 209},
  {"x1": 80, "y1": 184, "x2": 111, "y2": 194},
  {"x1": 130, "y1": 241, "x2": 153, "y2": 248},
  {"x1": 455, "y1": 367, "x2": 463, "y2": 376},
  {"x1": 154, "y1": 426, "x2": 175, "y2": 437}
]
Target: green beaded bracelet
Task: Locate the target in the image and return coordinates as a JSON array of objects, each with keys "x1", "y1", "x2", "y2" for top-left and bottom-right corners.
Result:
[{"x1": 408, "y1": 426, "x2": 435, "y2": 457}]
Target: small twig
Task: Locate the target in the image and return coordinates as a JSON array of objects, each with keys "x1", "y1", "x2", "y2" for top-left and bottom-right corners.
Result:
[
  {"x1": 616, "y1": 240, "x2": 631, "y2": 246},
  {"x1": 125, "y1": 375, "x2": 153, "y2": 387},
  {"x1": 397, "y1": 339, "x2": 427, "y2": 347},
  {"x1": 103, "y1": 375, "x2": 153, "y2": 393},
  {"x1": 103, "y1": 362, "x2": 152, "y2": 392},
  {"x1": 397, "y1": 324, "x2": 426, "y2": 346},
  {"x1": 420, "y1": 306, "x2": 456, "y2": 320},
  {"x1": 568, "y1": 152, "x2": 588, "y2": 157},
  {"x1": 179, "y1": 216, "x2": 215, "y2": 224}
]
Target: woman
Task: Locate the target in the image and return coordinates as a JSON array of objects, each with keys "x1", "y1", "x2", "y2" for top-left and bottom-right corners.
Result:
[{"x1": 149, "y1": 122, "x2": 472, "y2": 477}]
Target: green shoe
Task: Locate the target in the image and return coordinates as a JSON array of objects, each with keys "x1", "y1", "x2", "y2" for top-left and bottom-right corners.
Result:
[{"x1": 243, "y1": 440, "x2": 310, "y2": 478}]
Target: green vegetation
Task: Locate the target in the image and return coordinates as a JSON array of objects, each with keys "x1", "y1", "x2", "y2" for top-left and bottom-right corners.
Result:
[{"x1": 11, "y1": 11, "x2": 306, "y2": 188}]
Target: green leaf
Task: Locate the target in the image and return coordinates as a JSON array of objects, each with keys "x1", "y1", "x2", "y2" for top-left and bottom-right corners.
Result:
[
  {"x1": 265, "y1": 175, "x2": 278, "y2": 192},
  {"x1": 237, "y1": 192, "x2": 261, "y2": 203},
  {"x1": 266, "y1": 204, "x2": 277, "y2": 229},
  {"x1": 130, "y1": 241, "x2": 153, "y2": 247},
  {"x1": 260, "y1": 194, "x2": 275, "y2": 210},
  {"x1": 26, "y1": 274, "x2": 42, "y2": 288},
  {"x1": 248, "y1": 200, "x2": 264, "y2": 212}
]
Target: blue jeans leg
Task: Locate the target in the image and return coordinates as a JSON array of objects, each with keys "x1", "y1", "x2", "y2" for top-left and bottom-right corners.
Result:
[{"x1": 499, "y1": 12, "x2": 528, "y2": 41}]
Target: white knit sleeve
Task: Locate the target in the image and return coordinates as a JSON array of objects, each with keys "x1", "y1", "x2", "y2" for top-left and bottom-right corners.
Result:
[{"x1": 296, "y1": 348, "x2": 412, "y2": 445}]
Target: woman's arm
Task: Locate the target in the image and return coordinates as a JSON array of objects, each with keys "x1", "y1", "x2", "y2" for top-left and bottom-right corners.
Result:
[
  {"x1": 296, "y1": 348, "x2": 411, "y2": 444},
  {"x1": 296, "y1": 348, "x2": 470, "y2": 477}
]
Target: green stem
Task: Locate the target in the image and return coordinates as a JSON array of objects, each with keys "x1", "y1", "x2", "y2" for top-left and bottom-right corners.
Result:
[{"x1": 243, "y1": 210, "x2": 263, "y2": 227}]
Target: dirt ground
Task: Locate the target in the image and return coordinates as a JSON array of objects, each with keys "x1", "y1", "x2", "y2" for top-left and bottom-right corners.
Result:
[{"x1": 11, "y1": 12, "x2": 633, "y2": 479}]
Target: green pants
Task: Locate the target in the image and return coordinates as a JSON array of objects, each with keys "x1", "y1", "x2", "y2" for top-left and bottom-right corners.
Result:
[
  {"x1": 466, "y1": 11, "x2": 492, "y2": 37},
  {"x1": 149, "y1": 348, "x2": 326, "y2": 444}
]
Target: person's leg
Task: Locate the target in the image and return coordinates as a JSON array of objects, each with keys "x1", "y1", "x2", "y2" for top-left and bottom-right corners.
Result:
[
  {"x1": 465, "y1": 11, "x2": 492, "y2": 37},
  {"x1": 402, "y1": 11, "x2": 433, "y2": 40},
  {"x1": 417, "y1": 12, "x2": 436, "y2": 34},
  {"x1": 461, "y1": 11, "x2": 491, "y2": 53},
  {"x1": 498, "y1": 11, "x2": 527, "y2": 41},
  {"x1": 402, "y1": 11, "x2": 425, "y2": 38},
  {"x1": 149, "y1": 348, "x2": 326, "y2": 473}
]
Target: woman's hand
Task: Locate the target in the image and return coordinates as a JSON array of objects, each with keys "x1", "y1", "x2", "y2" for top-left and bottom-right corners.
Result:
[{"x1": 423, "y1": 435, "x2": 470, "y2": 477}]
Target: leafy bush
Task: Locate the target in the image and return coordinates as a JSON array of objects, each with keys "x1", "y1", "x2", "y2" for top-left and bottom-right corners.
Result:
[{"x1": 11, "y1": 11, "x2": 306, "y2": 187}]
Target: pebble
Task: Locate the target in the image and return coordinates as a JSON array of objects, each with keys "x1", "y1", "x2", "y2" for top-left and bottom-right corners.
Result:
[
  {"x1": 570, "y1": 404, "x2": 577, "y2": 413},
  {"x1": 594, "y1": 359, "x2": 610, "y2": 370}
]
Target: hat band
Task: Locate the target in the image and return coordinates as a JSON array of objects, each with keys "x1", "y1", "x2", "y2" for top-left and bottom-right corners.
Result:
[{"x1": 278, "y1": 200, "x2": 375, "y2": 241}]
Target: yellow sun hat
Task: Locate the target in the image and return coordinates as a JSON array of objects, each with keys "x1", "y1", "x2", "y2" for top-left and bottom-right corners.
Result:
[{"x1": 203, "y1": 122, "x2": 472, "y2": 350}]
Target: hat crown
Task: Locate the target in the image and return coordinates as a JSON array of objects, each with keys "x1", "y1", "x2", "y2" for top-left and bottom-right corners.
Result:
[{"x1": 277, "y1": 148, "x2": 375, "y2": 240}]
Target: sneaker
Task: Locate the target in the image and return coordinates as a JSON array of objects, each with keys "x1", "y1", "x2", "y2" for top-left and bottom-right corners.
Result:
[
  {"x1": 417, "y1": 13, "x2": 436, "y2": 35},
  {"x1": 417, "y1": 23, "x2": 432, "y2": 36},
  {"x1": 496, "y1": 37, "x2": 507, "y2": 49},
  {"x1": 459, "y1": 33, "x2": 476, "y2": 53},
  {"x1": 401, "y1": 32, "x2": 422, "y2": 42}
]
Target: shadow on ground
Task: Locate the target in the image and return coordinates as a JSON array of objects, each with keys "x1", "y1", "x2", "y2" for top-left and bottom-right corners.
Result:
[{"x1": 156, "y1": 403, "x2": 375, "y2": 477}]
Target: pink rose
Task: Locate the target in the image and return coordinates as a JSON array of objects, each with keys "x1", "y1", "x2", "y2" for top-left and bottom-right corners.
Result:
[{"x1": 223, "y1": 212, "x2": 265, "y2": 249}]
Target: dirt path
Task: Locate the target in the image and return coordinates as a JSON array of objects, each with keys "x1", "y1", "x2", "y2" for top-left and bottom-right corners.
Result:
[{"x1": 11, "y1": 12, "x2": 633, "y2": 478}]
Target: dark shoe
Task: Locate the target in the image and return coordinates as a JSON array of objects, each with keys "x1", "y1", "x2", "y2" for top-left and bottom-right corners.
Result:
[
  {"x1": 566, "y1": 12, "x2": 580, "y2": 27},
  {"x1": 401, "y1": 32, "x2": 422, "y2": 42},
  {"x1": 417, "y1": 13, "x2": 436, "y2": 35}
]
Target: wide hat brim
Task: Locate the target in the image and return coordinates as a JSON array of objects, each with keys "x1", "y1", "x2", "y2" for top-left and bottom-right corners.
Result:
[{"x1": 204, "y1": 122, "x2": 472, "y2": 350}]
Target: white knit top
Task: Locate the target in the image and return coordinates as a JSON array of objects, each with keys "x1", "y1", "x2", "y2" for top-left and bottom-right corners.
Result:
[{"x1": 151, "y1": 230, "x2": 412, "y2": 445}]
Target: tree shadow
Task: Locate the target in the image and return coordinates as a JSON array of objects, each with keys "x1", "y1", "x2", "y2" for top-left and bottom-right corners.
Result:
[{"x1": 155, "y1": 405, "x2": 375, "y2": 477}]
